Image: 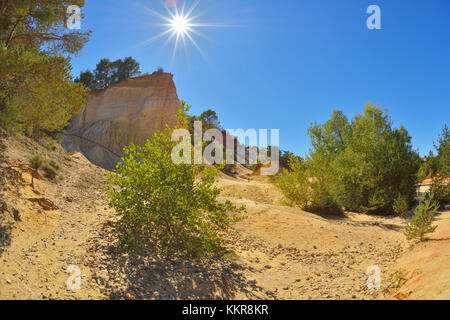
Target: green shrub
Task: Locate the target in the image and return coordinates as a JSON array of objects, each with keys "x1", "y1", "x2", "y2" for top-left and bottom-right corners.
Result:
[
  {"x1": 426, "y1": 177, "x2": 450, "y2": 209},
  {"x1": 393, "y1": 195, "x2": 409, "y2": 217},
  {"x1": 404, "y1": 193, "x2": 439, "y2": 242},
  {"x1": 416, "y1": 162, "x2": 430, "y2": 182},
  {"x1": 48, "y1": 160, "x2": 60, "y2": 170},
  {"x1": 152, "y1": 67, "x2": 165, "y2": 74},
  {"x1": 42, "y1": 163, "x2": 57, "y2": 180},
  {"x1": 306, "y1": 187, "x2": 343, "y2": 216},
  {"x1": 29, "y1": 155, "x2": 43, "y2": 171},
  {"x1": 308, "y1": 103, "x2": 419, "y2": 214},
  {"x1": 106, "y1": 102, "x2": 245, "y2": 257},
  {"x1": 43, "y1": 144, "x2": 56, "y2": 152},
  {"x1": 274, "y1": 155, "x2": 311, "y2": 209},
  {"x1": 274, "y1": 153, "x2": 343, "y2": 215},
  {"x1": 29, "y1": 155, "x2": 43, "y2": 186}
]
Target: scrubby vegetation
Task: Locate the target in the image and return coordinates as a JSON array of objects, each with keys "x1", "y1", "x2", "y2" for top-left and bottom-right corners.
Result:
[
  {"x1": 152, "y1": 66, "x2": 165, "y2": 75},
  {"x1": 106, "y1": 102, "x2": 245, "y2": 257},
  {"x1": 417, "y1": 125, "x2": 450, "y2": 181},
  {"x1": 0, "y1": 0, "x2": 90, "y2": 137},
  {"x1": 75, "y1": 57, "x2": 141, "y2": 90},
  {"x1": 275, "y1": 103, "x2": 420, "y2": 215},
  {"x1": 42, "y1": 162, "x2": 57, "y2": 180},
  {"x1": 392, "y1": 196, "x2": 409, "y2": 217},
  {"x1": 29, "y1": 155, "x2": 43, "y2": 187},
  {"x1": 274, "y1": 155, "x2": 310, "y2": 208},
  {"x1": 29, "y1": 155, "x2": 60, "y2": 181},
  {"x1": 425, "y1": 177, "x2": 450, "y2": 209},
  {"x1": 404, "y1": 193, "x2": 439, "y2": 242}
]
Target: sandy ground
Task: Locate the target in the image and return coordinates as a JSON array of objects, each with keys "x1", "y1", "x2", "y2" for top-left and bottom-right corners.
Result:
[
  {"x1": 392, "y1": 205, "x2": 450, "y2": 300},
  {"x1": 0, "y1": 134, "x2": 448, "y2": 300}
]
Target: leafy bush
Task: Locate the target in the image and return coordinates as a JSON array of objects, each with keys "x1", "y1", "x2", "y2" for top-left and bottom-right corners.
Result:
[
  {"x1": 152, "y1": 67, "x2": 165, "y2": 74},
  {"x1": 29, "y1": 155, "x2": 43, "y2": 187},
  {"x1": 42, "y1": 163, "x2": 57, "y2": 180},
  {"x1": 426, "y1": 177, "x2": 450, "y2": 209},
  {"x1": 0, "y1": 1, "x2": 90, "y2": 135},
  {"x1": 44, "y1": 144, "x2": 57, "y2": 152},
  {"x1": 276, "y1": 104, "x2": 419, "y2": 216},
  {"x1": 0, "y1": 48, "x2": 88, "y2": 136},
  {"x1": 310, "y1": 103, "x2": 419, "y2": 214},
  {"x1": 274, "y1": 155, "x2": 311, "y2": 208},
  {"x1": 48, "y1": 160, "x2": 60, "y2": 171},
  {"x1": 393, "y1": 196, "x2": 409, "y2": 217},
  {"x1": 416, "y1": 161, "x2": 430, "y2": 182},
  {"x1": 307, "y1": 186, "x2": 343, "y2": 216},
  {"x1": 106, "y1": 103, "x2": 245, "y2": 257},
  {"x1": 29, "y1": 155, "x2": 44, "y2": 171},
  {"x1": 434, "y1": 125, "x2": 449, "y2": 178},
  {"x1": 404, "y1": 193, "x2": 439, "y2": 241}
]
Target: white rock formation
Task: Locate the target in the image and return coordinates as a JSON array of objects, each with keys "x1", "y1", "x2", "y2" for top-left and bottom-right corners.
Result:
[{"x1": 62, "y1": 73, "x2": 181, "y2": 169}]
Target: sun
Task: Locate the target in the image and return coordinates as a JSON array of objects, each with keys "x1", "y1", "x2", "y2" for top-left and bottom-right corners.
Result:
[
  {"x1": 170, "y1": 14, "x2": 191, "y2": 35},
  {"x1": 139, "y1": 0, "x2": 227, "y2": 61}
]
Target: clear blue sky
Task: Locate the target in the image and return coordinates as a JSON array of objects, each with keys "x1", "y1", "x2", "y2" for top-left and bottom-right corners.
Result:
[{"x1": 71, "y1": 0, "x2": 450, "y2": 157}]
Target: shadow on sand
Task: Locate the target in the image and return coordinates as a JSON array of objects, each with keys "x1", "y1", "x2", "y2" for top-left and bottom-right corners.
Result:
[{"x1": 88, "y1": 222, "x2": 266, "y2": 300}]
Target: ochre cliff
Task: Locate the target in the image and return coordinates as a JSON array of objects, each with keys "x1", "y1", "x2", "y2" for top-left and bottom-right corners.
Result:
[{"x1": 62, "y1": 73, "x2": 181, "y2": 169}]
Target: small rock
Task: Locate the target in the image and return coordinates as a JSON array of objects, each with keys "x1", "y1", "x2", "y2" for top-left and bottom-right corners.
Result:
[{"x1": 125, "y1": 293, "x2": 135, "y2": 300}]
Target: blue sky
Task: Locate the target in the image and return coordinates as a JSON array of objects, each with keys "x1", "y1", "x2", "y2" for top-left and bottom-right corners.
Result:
[{"x1": 71, "y1": 0, "x2": 450, "y2": 157}]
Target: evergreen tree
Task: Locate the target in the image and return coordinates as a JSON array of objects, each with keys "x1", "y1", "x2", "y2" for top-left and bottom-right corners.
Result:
[{"x1": 0, "y1": 0, "x2": 90, "y2": 135}]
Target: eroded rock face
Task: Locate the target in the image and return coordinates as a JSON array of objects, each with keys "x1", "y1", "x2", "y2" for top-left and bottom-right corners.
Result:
[{"x1": 62, "y1": 74, "x2": 181, "y2": 170}]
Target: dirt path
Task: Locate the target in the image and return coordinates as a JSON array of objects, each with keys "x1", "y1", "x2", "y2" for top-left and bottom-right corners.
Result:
[
  {"x1": 0, "y1": 135, "x2": 442, "y2": 300},
  {"x1": 217, "y1": 178, "x2": 406, "y2": 299}
]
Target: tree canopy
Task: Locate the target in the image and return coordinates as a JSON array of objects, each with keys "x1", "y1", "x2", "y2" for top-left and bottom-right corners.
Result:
[
  {"x1": 275, "y1": 103, "x2": 420, "y2": 215},
  {"x1": 0, "y1": 0, "x2": 90, "y2": 136},
  {"x1": 75, "y1": 57, "x2": 142, "y2": 90}
]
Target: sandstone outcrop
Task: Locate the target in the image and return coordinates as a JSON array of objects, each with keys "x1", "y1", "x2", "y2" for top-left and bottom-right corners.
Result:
[{"x1": 62, "y1": 73, "x2": 181, "y2": 169}]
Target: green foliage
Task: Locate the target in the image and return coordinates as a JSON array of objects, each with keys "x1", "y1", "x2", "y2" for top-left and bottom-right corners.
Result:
[
  {"x1": 327, "y1": 103, "x2": 419, "y2": 214},
  {"x1": 421, "y1": 126, "x2": 450, "y2": 179},
  {"x1": 29, "y1": 155, "x2": 43, "y2": 171},
  {"x1": 404, "y1": 193, "x2": 439, "y2": 242},
  {"x1": 188, "y1": 109, "x2": 222, "y2": 133},
  {"x1": 434, "y1": 125, "x2": 450, "y2": 178},
  {"x1": 274, "y1": 155, "x2": 311, "y2": 208},
  {"x1": 305, "y1": 109, "x2": 350, "y2": 214},
  {"x1": 29, "y1": 155, "x2": 43, "y2": 186},
  {"x1": 0, "y1": 0, "x2": 90, "y2": 135},
  {"x1": 417, "y1": 160, "x2": 430, "y2": 182},
  {"x1": 393, "y1": 195, "x2": 409, "y2": 217},
  {"x1": 74, "y1": 69, "x2": 98, "y2": 90},
  {"x1": 42, "y1": 162, "x2": 57, "y2": 180},
  {"x1": 43, "y1": 144, "x2": 57, "y2": 152},
  {"x1": 279, "y1": 150, "x2": 302, "y2": 171},
  {"x1": 75, "y1": 57, "x2": 141, "y2": 90},
  {"x1": 275, "y1": 103, "x2": 419, "y2": 216},
  {"x1": 0, "y1": 0, "x2": 90, "y2": 55},
  {"x1": 426, "y1": 177, "x2": 450, "y2": 209},
  {"x1": 48, "y1": 160, "x2": 60, "y2": 171},
  {"x1": 152, "y1": 67, "x2": 165, "y2": 74},
  {"x1": 106, "y1": 102, "x2": 245, "y2": 257},
  {"x1": 0, "y1": 48, "x2": 87, "y2": 135}
]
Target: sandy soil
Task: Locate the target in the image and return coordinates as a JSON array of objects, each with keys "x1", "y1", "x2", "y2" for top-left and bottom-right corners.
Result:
[
  {"x1": 392, "y1": 205, "x2": 450, "y2": 300},
  {"x1": 0, "y1": 133, "x2": 447, "y2": 300}
]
